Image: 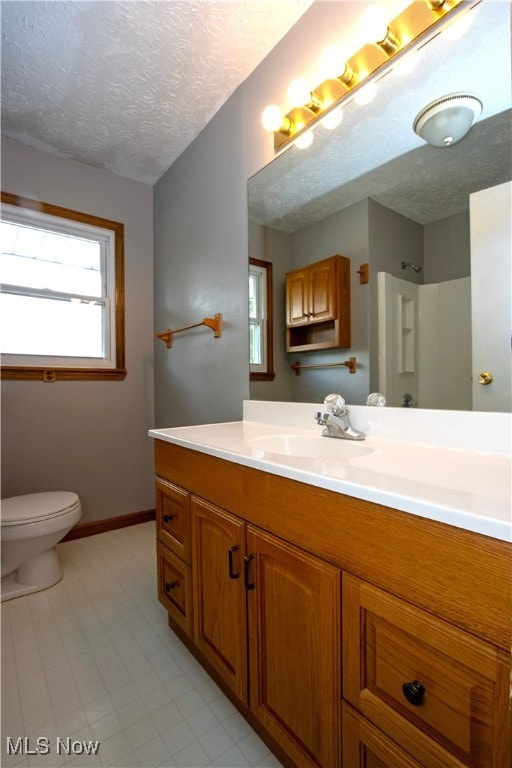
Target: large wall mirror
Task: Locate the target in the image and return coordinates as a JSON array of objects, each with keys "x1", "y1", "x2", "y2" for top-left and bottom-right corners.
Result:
[{"x1": 248, "y1": 1, "x2": 511, "y2": 412}]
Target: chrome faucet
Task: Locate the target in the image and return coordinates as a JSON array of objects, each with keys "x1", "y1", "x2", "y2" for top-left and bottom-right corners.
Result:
[{"x1": 315, "y1": 394, "x2": 365, "y2": 441}]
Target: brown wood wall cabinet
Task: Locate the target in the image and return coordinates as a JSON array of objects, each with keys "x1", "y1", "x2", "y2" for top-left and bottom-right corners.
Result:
[
  {"x1": 285, "y1": 254, "x2": 351, "y2": 352},
  {"x1": 154, "y1": 440, "x2": 511, "y2": 768}
]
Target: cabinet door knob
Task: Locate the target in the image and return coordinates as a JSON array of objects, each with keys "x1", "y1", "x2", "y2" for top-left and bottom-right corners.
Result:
[
  {"x1": 165, "y1": 581, "x2": 179, "y2": 592},
  {"x1": 402, "y1": 680, "x2": 425, "y2": 706},
  {"x1": 163, "y1": 514, "x2": 174, "y2": 523}
]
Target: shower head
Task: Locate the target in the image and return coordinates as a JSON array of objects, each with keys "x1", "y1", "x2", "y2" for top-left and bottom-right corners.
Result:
[{"x1": 401, "y1": 261, "x2": 422, "y2": 273}]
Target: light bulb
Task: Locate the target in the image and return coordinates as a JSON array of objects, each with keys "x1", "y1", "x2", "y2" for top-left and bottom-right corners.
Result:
[
  {"x1": 322, "y1": 108, "x2": 343, "y2": 130},
  {"x1": 294, "y1": 130, "x2": 314, "y2": 149},
  {"x1": 287, "y1": 78, "x2": 312, "y2": 108},
  {"x1": 320, "y1": 46, "x2": 348, "y2": 80},
  {"x1": 360, "y1": 4, "x2": 390, "y2": 43},
  {"x1": 354, "y1": 80, "x2": 377, "y2": 105},
  {"x1": 261, "y1": 105, "x2": 285, "y2": 132}
]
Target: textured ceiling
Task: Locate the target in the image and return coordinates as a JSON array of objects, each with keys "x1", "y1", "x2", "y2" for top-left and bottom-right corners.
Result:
[
  {"x1": 249, "y1": 0, "x2": 512, "y2": 230},
  {"x1": 1, "y1": 0, "x2": 313, "y2": 184}
]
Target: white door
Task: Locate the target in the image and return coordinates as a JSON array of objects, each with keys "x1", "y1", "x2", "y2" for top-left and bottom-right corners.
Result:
[{"x1": 470, "y1": 181, "x2": 512, "y2": 412}]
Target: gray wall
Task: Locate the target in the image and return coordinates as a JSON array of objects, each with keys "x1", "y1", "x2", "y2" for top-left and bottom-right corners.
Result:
[
  {"x1": 153, "y1": 1, "x2": 368, "y2": 425},
  {"x1": 247, "y1": 192, "x2": 472, "y2": 406},
  {"x1": 248, "y1": 222, "x2": 292, "y2": 403},
  {"x1": 424, "y1": 210, "x2": 470, "y2": 283},
  {"x1": 248, "y1": 197, "x2": 429, "y2": 405},
  {"x1": 1, "y1": 138, "x2": 155, "y2": 523},
  {"x1": 368, "y1": 199, "x2": 424, "y2": 282},
  {"x1": 154, "y1": 99, "x2": 252, "y2": 426},
  {"x1": 287, "y1": 200, "x2": 371, "y2": 404}
]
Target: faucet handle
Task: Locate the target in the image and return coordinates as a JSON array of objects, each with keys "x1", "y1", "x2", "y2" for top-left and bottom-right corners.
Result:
[
  {"x1": 367, "y1": 392, "x2": 386, "y2": 407},
  {"x1": 324, "y1": 393, "x2": 346, "y2": 416}
]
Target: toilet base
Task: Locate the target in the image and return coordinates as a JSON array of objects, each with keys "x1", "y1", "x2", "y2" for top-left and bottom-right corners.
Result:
[{"x1": 1, "y1": 547, "x2": 62, "y2": 602}]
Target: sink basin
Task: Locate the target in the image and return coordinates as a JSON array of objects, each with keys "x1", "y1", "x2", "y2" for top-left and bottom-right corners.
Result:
[{"x1": 247, "y1": 434, "x2": 374, "y2": 460}]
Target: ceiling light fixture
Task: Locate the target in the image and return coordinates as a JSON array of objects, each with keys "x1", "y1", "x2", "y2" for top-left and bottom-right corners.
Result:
[
  {"x1": 413, "y1": 92, "x2": 483, "y2": 147},
  {"x1": 261, "y1": 0, "x2": 477, "y2": 152}
]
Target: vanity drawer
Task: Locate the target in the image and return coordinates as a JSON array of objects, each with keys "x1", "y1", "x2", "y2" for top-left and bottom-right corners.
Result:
[
  {"x1": 342, "y1": 702, "x2": 421, "y2": 768},
  {"x1": 155, "y1": 478, "x2": 191, "y2": 562},
  {"x1": 343, "y1": 573, "x2": 510, "y2": 768},
  {"x1": 157, "y1": 541, "x2": 192, "y2": 635}
]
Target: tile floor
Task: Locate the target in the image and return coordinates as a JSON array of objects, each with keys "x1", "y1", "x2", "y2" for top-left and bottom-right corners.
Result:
[{"x1": 1, "y1": 522, "x2": 283, "y2": 768}]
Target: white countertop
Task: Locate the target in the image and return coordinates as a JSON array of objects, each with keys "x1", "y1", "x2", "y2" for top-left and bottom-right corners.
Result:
[{"x1": 149, "y1": 403, "x2": 511, "y2": 543}]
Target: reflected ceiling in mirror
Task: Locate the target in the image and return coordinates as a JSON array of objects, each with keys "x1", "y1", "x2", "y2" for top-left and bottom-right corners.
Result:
[{"x1": 249, "y1": 1, "x2": 511, "y2": 232}]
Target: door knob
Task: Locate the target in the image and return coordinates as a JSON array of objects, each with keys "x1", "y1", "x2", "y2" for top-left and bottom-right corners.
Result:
[{"x1": 478, "y1": 372, "x2": 493, "y2": 385}]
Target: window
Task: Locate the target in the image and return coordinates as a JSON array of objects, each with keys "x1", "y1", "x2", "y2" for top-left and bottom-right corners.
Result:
[
  {"x1": 249, "y1": 258, "x2": 274, "y2": 381},
  {"x1": 0, "y1": 192, "x2": 125, "y2": 380}
]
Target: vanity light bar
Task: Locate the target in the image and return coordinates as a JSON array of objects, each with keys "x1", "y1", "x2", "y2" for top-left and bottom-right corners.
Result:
[{"x1": 264, "y1": 0, "x2": 479, "y2": 151}]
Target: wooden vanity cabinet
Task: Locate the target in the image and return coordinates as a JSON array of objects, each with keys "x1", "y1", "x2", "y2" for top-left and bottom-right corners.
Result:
[
  {"x1": 153, "y1": 440, "x2": 511, "y2": 768},
  {"x1": 190, "y1": 496, "x2": 341, "y2": 768},
  {"x1": 286, "y1": 254, "x2": 351, "y2": 351}
]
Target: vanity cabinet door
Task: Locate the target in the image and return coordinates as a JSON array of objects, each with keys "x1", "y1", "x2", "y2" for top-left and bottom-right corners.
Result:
[
  {"x1": 191, "y1": 497, "x2": 248, "y2": 704},
  {"x1": 246, "y1": 525, "x2": 341, "y2": 768},
  {"x1": 286, "y1": 266, "x2": 309, "y2": 326},
  {"x1": 343, "y1": 573, "x2": 511, "y2": 768},
  {"x1": 308, "y1": 257, "x2": 336, "y2": 322}
]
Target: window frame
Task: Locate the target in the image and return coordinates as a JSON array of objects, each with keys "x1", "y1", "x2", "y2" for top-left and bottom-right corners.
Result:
[
  {"x1": 1, "y1": 192, "x2": 126, "y2": 381},
  {"x1": 249, "y1": 257, "x2": 274, "y2": 382}
]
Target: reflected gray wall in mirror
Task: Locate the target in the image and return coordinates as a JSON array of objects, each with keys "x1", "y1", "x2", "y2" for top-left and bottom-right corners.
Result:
[{"x1": 248, "y1": 0, "x2": 511, "y2": 411}]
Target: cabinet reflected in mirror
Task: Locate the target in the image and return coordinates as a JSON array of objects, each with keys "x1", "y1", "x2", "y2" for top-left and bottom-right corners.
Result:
[{"x1": 248, "y1": 1, "x2": 511, "y2": 411}]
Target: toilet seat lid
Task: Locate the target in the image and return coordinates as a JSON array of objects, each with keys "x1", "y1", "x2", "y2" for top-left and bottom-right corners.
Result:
[{"x1": 1, "y1": 491, "x2": 81, "y2": 524}]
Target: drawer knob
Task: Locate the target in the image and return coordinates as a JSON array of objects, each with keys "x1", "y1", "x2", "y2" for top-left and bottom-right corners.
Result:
[
  {"x1": 402, "y1": 680, "x2": 425, "y2": 706},
  {"x1": 165, "y1": 581, "x2": 179, "y2": 592},
  {"x1": 163, "y1": 514, "x2": 174, "y2": 523}
]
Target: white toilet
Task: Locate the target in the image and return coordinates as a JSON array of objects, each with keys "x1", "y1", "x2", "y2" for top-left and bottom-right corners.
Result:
[{"x1": 1, "y1": 491, "x2": 82, "y2": 601}]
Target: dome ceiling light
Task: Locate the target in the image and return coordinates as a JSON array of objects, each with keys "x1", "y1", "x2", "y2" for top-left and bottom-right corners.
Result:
[{"x1": 413, "y1": 92, "x2": 483, "y2": 147}]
